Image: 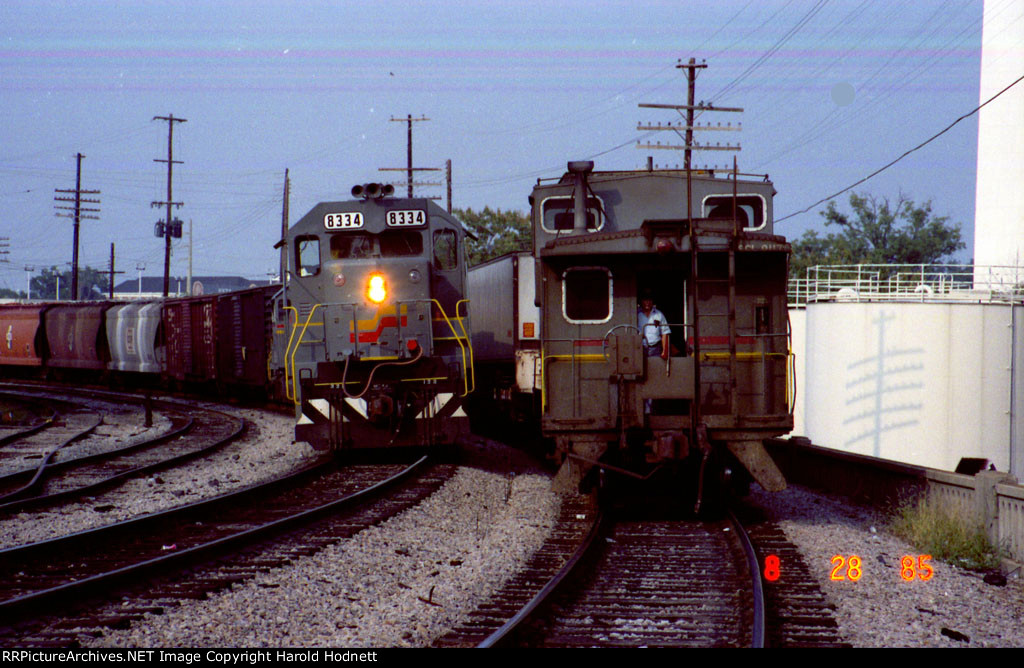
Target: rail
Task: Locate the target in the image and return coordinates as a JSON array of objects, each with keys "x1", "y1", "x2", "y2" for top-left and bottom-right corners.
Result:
[
  {"x1": 789, "y1": 263, "x2": 1024, "y2": 307},
  {"x1": 478, "y1": 509, "x2": 604, "y2": 647}
]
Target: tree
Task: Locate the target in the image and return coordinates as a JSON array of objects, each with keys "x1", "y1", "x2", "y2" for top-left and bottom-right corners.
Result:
[
  {"x1": 0, "y1": 288, "x2": 25, "y2": 300},
  {"x1": 790, "y1": 192, "x2": 965, "y2": 278},
  {"x1": 30, "y1": 266, "x2": 108, "y2": 300},
  {"x1": 454, "y1": 207, "x2": 531, "y2": 266}
]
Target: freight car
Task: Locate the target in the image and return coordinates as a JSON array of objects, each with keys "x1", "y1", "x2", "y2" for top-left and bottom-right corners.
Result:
[
  {"x1": 469, "y1": 161, "x2": 794, "y2": 511},
  {"x1": 274, "y1": 183, "x2": 474, "y2": 450},
  {"x1": 0, "y1": 284, "x2": 280, "y2": 392}
]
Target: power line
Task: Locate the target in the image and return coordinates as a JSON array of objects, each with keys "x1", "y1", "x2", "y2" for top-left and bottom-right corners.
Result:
[{"x1": 777, "y1": 70, "x2": 1024, "y2": 223}]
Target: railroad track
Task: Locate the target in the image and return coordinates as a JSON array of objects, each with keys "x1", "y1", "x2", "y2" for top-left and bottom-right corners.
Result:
[
  {"x1": 0, "y1": 457, "x2": 455, "y2": 647},
  {"x1": 0, "y1": 394, "x2": 76, "y2": 468},
  {"x1": 444, "y1": 495, "x2": 847, "y2": 648},
  {"x1": 0, "y1": 393, "x2": 242, "y2": 513}
]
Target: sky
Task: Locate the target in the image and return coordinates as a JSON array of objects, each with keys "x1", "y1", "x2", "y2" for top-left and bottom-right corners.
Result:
[{"x1": 0, "y1": 0, "x2": 1011, "y2": 291}]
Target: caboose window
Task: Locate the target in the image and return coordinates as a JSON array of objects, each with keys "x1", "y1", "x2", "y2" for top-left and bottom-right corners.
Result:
[
  {"x1": 702, "y1": 194, "x2": 767, "y2": 231},
  {"x1": 563, "y1": 267, "x2": 612, "y2": 323},
  {"x1": 541, "y1": 195, "x2": 605, "y2": 233},
  {"x1": 296, "y1": 236, "x2": 321, "y2": 277},
  {"x1": 433, "y1": 229, "x2": 458, "y2": 270}
]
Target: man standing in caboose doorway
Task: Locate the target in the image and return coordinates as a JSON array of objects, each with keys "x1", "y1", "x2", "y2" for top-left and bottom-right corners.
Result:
[{"x1": 638, "y1": 290, "x2": 670, "y2": 361}]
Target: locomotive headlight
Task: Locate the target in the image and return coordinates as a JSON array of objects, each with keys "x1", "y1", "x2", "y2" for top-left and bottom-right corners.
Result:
[
  {"x1": 408, "y1": 268, "x2": 421, "y2": 284},
  {"x1": 367, "y1": 273, "x2": 387, "y2": 303}
]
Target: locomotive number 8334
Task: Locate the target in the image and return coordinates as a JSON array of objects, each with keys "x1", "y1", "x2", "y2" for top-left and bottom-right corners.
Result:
[{"x1": 275, "y1": 182, "x2": 475, "y2": 451}]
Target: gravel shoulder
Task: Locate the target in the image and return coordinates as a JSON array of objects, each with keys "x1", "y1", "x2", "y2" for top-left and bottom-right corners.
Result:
[{"x1": 750, "y1": 483, "x2": 1024, "y2": 648}]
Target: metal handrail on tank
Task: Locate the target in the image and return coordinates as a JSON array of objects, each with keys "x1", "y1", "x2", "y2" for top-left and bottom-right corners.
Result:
[{"x1": 789, "y1": 263, "x2": 1024, "y2": 307}]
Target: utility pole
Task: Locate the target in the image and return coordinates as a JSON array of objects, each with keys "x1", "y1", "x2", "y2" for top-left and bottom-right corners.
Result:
[
  {"x1": 54, "y1": 153, "x2": 100, "y2": 301},
  {"x1": 24, "y1": 265, "x2": 34, "y2": 300},
  {"x1": 446, "y1": 159, "x2": 452, "y2": 213},
  {"x1": 136, "y1": 263, "x2": 145, "y2": 296},
  {"x1": 637, "y1": 58, "x2": 742, "y2": 173},
  {"x1": 187, "y1": 220, "x2": 193, "y2": 296},
  {"x1": 280, "y1": 168, "x2": 289, "y2": 284},
  {"x1": 151, "y1": 114, "x2": 187, "y2": 297},
  {"x1": 96, "y1": 243, "x2": 125, "y2": 298},
  {"x1": 380, "y1": 115, "x2": 441, "y2": 199}
]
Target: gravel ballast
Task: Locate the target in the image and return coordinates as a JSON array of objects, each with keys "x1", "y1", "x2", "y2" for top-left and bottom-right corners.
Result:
[
  {"x1": 82, "y1": 467, "x2": 559, "y2": 648},
  {"x1": 750, "y1": 484, "x2": 1024, "y2": 648}
]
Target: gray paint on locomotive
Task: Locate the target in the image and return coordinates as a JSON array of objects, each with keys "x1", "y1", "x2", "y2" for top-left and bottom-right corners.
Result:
[{"x1": 277, "y1": 191, "x2": 473, "y2": 450}]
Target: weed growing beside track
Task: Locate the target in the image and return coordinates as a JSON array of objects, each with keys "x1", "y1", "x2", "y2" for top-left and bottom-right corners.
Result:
[{"x1": 890, "y1": 495, "x2": 1002, "y2": 571}]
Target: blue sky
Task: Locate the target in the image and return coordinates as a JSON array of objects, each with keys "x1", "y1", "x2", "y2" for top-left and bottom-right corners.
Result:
[{"x1": 0, "y1": 0, "x2": 1003, "y2": 288}]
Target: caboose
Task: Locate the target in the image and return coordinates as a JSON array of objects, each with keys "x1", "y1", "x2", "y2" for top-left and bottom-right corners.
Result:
[
  {"x1": 476, "y1": 161, "x2": 793, "y2": 510},
  {"x1": 276, "y1": 184, "x2": 474, "y2": 450}
]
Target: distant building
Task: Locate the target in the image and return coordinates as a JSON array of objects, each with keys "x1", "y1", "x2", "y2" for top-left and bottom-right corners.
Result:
[{"x1": 111, "y1": 276, "x2": 274, "y2": 300}]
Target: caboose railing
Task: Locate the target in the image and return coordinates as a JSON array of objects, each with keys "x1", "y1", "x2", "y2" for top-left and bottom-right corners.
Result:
[{"x1": 540, "y1": 325, "x2": 792, "y2": 418}]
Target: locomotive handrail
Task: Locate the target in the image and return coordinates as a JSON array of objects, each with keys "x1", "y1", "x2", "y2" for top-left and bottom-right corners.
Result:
[
  {"x1": 429, "y1": 298, "x2": 475, "y2": 397},
  {"x1": 455, "y1": 299, "x2": 476, "y2": 395},
  {"x1": 287, "y1": 304, "x2": 324, "y2": 404},
  {"x1": 282, "y1": 304, "x2": 300, "y2": 402}
]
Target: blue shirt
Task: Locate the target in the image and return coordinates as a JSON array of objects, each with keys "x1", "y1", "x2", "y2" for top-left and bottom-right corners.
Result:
[{"x1": 638, "y1": 306, "x2": 670, "y2": 347}]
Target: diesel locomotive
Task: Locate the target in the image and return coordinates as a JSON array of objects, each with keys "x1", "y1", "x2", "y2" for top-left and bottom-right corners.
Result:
[
  {"x1": 277, "y1": 183, "x2": 474, "y2": 450},
  {"x1": 469, "y1": 161, "x2": 794, "y2": 510}
]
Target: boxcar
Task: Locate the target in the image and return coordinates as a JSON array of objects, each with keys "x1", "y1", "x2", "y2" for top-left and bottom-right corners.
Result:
[
  {"x1": 163, "y1": 295, "x2": 218, "y2": 383},
  {"x1": 216, "y1": 285, "x2": 278, "y2": 389}
]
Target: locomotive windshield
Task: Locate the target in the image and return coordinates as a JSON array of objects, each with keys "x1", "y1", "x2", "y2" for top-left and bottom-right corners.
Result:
[{"x1": 330, "y1": 230, "x2": 423, "y2": 259}]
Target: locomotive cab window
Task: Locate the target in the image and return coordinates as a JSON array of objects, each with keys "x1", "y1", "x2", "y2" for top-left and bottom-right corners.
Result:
[
  {"x1": 380, "y1": 230, "x2": 423, "y2": 257},
  {"x1": 331, "y1": 231, "x2": 423, "y2": 259},
  {"x1": 563, "y1": 267, "x2": 612, "y2": 323},
  {"x1": 296, "y1": 236, "x2": 321, "y2": 277},
  {"x1": 433, "y1": 229, "x2": 458, "y2": 270}
]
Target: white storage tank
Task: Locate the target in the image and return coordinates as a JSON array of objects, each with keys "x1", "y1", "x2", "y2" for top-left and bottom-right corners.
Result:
[{"x1": 803, "y1": 299, "x2": 1024, "y2": 477}]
